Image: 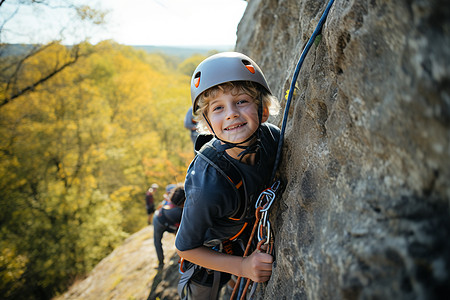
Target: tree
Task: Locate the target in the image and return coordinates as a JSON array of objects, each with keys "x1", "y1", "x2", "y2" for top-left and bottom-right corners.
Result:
[
  {"x1": 177, "y1": 53, "x2": 208, "y2": 76},
  {"x1": 0, "y1": 0, "x2": 106, "y2": 108},
  {"x1": 0, "y1": 40, "x2": 193, "y2": 299}
]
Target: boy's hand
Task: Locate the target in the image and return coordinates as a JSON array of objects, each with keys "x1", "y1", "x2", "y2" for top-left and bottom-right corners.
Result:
[{"x1": 241, "y1": 247, "x2": 273, "y2": 282}]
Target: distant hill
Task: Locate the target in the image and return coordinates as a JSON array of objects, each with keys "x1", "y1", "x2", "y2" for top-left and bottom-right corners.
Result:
[
  {"x1": 131, "y1": 45, "x2": 235, "y2": 58},
  {"x1": 0, "y1": 43, "x2": 234, "y2": 59},
  {"x1": 0, "y1": 43, "x2": 37, "y2": 57}
]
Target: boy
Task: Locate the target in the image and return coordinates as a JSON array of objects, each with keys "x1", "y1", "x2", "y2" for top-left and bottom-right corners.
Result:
[{"x1": 175, "y1": 52, "x2": 280, "y2": 299}]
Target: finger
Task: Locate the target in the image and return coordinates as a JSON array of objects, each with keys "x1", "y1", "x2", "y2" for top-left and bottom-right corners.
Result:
[
  {"x1": 254, "y1": 275, "x2": 272, "y2": 283},
  {"x1": 258, "y1": 253, "x2": 274, "y2": 263},
  {"x1": 259, "y1": 264, "x2": 273, "y2": 272},
  {"x1": 257, "y1": 270, "x2": 272, "y2": 277}
]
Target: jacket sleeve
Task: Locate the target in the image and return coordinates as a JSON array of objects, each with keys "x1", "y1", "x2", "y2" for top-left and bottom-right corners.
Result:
[
  {"x1": 184, "y1": 107, "x2": 196, "y2": 131},
  {"x1": 175, "y1": 158, "x2": 231, "y2": 251}
]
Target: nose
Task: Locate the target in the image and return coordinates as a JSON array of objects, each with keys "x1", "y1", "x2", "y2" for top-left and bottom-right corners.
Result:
[{"x1": 225, "y1": 105, "x2": 239, "y2": 120}]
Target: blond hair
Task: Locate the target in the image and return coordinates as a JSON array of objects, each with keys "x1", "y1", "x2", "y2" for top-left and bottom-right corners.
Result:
[{"x1": 193, "y1": 81, "x2": 279, "y2": 134}]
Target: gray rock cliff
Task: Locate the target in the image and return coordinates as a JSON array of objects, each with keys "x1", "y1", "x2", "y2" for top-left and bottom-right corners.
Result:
[{"x1": 235, "y1": 0, "x2": 450, "y2": 299}]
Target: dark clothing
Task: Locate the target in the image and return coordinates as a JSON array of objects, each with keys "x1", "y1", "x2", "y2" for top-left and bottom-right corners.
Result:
[
  {"x1": 175, "y1": 123, "x2": 280, "y2": 251},
  {"x1": 145, "y1": 192, "x2": 155, "y2": 215},
  {"x1": 153, "y1": 204, "x2": 183, "y2": 265},
  {"x1": 175, "y1": 123, "x2": 280, "y2": 299},
  {"x1": 184, "y1": 107, "x2": 199, "y2": 145},
  {"x1": 155, "y1": 203, "x2": 183, "y2": 232}
]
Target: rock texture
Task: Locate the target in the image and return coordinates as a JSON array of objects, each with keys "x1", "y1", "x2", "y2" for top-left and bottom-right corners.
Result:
[{"x1": 236, "y1": 0, "x2": 450, "y2": 299}]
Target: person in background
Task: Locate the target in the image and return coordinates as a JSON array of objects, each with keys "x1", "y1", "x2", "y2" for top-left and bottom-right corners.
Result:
[
  {"x1": 184, "y1": 106, "x2": 199, "y2": 147},
  {"x1": 155, "y1": 183, "x2": 177, "y2": 211},
  {"x1": 145, "y1": 183, "x2": 158, "y2": 225},
  {"x1": 161, "y1": 183, "x2": 177, "y2": 206},
  {"x1": 153, "y1": 184, "x2": 186, "y2": 269}
]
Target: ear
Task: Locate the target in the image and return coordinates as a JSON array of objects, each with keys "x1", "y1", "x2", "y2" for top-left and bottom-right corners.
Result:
[{"x1": 261, "y1": 106, "x2": 269, "y2": 123}]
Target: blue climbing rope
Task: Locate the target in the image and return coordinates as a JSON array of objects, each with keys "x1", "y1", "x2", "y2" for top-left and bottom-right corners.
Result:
[
  {"x1": 231, "y1": 3, "x2": 336, "y2": 299},
  {"x1": 270, "y1": 0, "x2": 335, "y2": 183}
]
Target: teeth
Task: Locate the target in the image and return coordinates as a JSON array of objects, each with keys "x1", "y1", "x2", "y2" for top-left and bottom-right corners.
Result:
[{"x1": 225, "y1": 123, "x2": 245, "y2": 131}]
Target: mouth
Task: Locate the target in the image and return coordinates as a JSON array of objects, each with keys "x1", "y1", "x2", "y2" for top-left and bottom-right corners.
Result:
[{"x1": 224, "y1": 122, "x2": 247, "y2": 131}]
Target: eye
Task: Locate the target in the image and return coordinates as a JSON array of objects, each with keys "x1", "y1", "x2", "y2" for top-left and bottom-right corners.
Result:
[
  {"x1": 212, "y1": 105, "x2": 223, "y2": 112},
  {"x1": 237, "y1": 99, "x2": 249, "y2": 105}
]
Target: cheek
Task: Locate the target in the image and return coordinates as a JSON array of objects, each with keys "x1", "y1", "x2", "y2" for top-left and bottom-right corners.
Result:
[
  {"x1": 244, "y1": 105, "x2": 259, "y2": 119},
  {"x1": 208, "y1": 115, "x2": 222, "y2": 129}
]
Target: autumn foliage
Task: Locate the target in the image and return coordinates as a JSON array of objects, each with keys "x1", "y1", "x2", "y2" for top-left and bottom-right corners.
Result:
[{"x1": 0, "y1": 41, "x2": 206, "y2": 299}]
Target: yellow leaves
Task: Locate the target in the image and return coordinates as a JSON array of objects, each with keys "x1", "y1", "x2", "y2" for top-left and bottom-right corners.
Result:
[
  {"x1": 75, "y1": 5, "x2": 107, "y2": 25},
  {"x1": 89, "y1": 147, "x2": 108, "y2": 162},
  {"x1": 178, "y1": 54, "x2": 208, "y2": 76},
  {"x1": 110, "y1": 186, "x2": 140, "y2": 203},
  {"x1": 285, "y1": 82, "x2": 300, "y2": 100},
  {"x1": 0, "y1": 40, "x2": 198, "y2": 294},
  {"x1": 0, "y1": 245, "x2": 28, "y2": 293}
]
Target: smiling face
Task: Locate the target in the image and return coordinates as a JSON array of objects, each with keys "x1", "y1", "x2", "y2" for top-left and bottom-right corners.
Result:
[{"x1": 206, "y1": 89, "x2": 268, "y2": 146}]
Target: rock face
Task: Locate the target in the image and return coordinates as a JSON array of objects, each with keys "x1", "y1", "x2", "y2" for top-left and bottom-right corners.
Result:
[
  {"x1": 54, "y1": 226, "x2": 180, "y2": 300},
  {"x1": 235, "y1": 0, "x2": 450, "y2": 299}
]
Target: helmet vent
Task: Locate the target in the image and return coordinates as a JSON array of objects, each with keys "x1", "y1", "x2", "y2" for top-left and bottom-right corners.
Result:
[
  {"x1": 193, "y1": 71, "x2": 201, "y2": 88},
  {"x1": 241, "y1": 59, "x2": 255, "y2": 74}
]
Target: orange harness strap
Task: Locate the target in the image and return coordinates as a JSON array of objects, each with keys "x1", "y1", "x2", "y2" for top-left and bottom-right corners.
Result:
[{"x1": 230, "y1": 207, "x2": 262, "y2": 300}]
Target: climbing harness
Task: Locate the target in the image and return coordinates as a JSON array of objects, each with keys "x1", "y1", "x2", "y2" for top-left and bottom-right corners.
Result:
[
  {"x1": 231, "y1": 0, "x2": 335, "y2": 299},
  {"x1": 230, "y1": 181, "x2": 280, "y2": 300},
  {"x1": 179, "y1": 1, "x2": 335, "y2": 298},
  {"x1": 178, "y1": 124, "x2": 278, "y2": 300},
  {"x1": 201, "y1": 89, "x2": 266, "y2": 162}
]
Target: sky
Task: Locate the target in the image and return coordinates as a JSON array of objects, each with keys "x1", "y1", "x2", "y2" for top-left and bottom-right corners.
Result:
[{"x1": 1, "y1": 0, "x2": 248, "y2": 47}]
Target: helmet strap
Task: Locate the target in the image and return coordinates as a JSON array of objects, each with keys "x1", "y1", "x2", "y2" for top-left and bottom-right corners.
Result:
[{"x1": 201, "y1": 93, "x2": 264, "y2": 162}]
